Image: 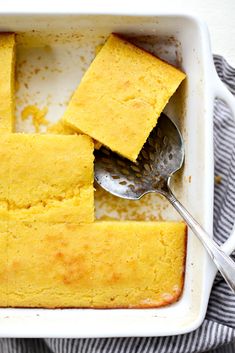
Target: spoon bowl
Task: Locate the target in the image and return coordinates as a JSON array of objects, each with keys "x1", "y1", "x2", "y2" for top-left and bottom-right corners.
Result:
[{"x1": 95, "y1": 114, "x2": 184, "y2": 200}]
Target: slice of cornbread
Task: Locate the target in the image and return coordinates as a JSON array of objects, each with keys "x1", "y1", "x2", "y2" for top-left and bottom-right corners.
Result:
[
  {"x1": 0, "y1": 134, "x2": 94, "y2": 223},
  {"x1": 0, "y1": 221, "x2": 186, "y2": 308},
  {"x1": 0, "y1": 33, "x2": 15, "y2": 132},
  {"x1": 62, "y1": 34, "x2": 186, "y2": 161}
]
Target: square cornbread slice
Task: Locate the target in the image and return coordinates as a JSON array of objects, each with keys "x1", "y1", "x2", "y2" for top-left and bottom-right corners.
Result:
[
  {"x1": 0, "y1": 134, "x2": 94, "y2": 223},
  {"x1": 62, "y1": 34, "x2": 186, "y2": 161},
  {"x1": 0, "y1": 33, "x2": 15, "y2": 132},
  {"x1": 0, "y1": 221, "x2": 186, "y2": 308}
]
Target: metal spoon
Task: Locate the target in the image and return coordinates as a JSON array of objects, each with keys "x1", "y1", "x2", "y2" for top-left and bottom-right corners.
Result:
[{"x1": 95, "y1": 113, "x2": 235, "y2": 293}]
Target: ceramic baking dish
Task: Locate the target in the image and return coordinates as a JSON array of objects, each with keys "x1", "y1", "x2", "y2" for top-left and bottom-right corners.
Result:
[{"x1": 0, "y1": 10, "x2": 234, "y2": 338}]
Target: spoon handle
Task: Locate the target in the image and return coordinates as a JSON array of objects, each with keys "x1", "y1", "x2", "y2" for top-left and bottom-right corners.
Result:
[{"x1": 165, "y1": 189, "x2": 235, "y2": 293}]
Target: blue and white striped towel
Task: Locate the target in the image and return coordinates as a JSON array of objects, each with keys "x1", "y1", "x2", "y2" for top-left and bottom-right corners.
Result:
[{"x1": 0, "y1": 55, "x2": 235, "y2": 353}]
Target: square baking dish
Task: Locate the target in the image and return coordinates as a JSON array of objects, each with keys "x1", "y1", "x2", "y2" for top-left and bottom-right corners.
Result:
[{"x1": 0, "y1": 11, "x2": 235, "y2": 338}]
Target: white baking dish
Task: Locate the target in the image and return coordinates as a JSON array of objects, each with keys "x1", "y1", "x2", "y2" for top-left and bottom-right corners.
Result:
[{"x1": 0, "y1": 10, "x2": 234, "y2": 338}]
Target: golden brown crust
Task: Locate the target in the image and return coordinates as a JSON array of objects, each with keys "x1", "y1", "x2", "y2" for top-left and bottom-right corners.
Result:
[{"x1": 0, "y1": 289, "x2": 183, "y2": 309}]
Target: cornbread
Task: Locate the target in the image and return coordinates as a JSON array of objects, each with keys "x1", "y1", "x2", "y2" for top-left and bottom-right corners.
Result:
[
  {"x1": 62, "y1": 34, "x2": 186, "y2": 161},
  {"x1": 0, "y1": 134, "x2": 94, "y2": 223},
  {"x1": 48, "y1": 120, "x2": 102, "y2": 149},
  {"x1": 0, "y1": 33, "x2": 15, "y2": 132},
  {"x1": 0, "y1": 221, "x2": 186, "y2": 308}
]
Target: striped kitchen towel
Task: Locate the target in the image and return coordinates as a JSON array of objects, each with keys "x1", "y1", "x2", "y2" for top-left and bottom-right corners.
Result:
[{"x1": 0, "y1": 54, "x2": 235, "y2": 353}]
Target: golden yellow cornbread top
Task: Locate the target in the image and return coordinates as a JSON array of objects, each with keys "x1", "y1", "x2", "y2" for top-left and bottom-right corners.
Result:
[
  {"x1": 0, "y1": 133, "x2": 94, "y2": 222},
  {"x1": 0, "y1": 220, "x2": 186, "y2": 308},
  {"x1": 63, "y1": 34, "x2": 186, "y2": 161},
  {"x1": 0, "y1": 33, "x2": 15, "y2": 132}
]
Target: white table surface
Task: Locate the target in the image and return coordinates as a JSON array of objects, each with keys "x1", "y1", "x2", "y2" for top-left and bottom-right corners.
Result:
[
  {"x1": 168, "y1": 0, "x2": 235, "y2": 66},
  {"x1": 1, "y1": 0, "x2": 235, "y2": 65}
]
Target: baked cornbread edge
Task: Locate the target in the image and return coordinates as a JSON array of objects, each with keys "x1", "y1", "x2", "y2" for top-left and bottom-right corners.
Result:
[{"x1": 0, "y1": 33, "x2": 15, "y2": 133}]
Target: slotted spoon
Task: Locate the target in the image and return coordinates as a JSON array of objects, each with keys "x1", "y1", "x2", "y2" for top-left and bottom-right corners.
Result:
[{"x1": 95, "y1": 113, "x2": 235, "y2": 293}]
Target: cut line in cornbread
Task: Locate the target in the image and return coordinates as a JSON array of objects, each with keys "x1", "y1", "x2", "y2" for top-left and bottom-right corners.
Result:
[
  {"x1": 62, "y1": 34, "x2": 186, "y2": 161},
  {"x1": 0, "y1": 221, "x2": 187, "y2": 308},
  {"x1": 0, "y1": 33, "x2": 15, "y2": 132},
  {"x1": 0, "y1": 134, "x2": 94, "y2": 223}
]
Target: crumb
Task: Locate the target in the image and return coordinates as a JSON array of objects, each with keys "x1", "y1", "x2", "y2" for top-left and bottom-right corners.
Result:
[
  {"x1": 188, "y1": 176, "x2": 192, "y2": 183},
  {"x1": 215, "y1": 175, "x2": 222, "y2": 184},
  {"x1": 21, "y1": 105, "x2": 49, "y2": 133}
]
